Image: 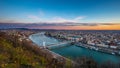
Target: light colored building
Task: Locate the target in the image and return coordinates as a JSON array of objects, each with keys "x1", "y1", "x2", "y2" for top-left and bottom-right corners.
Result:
[
  {"x1": 110, "y1": 45, "x2": 117, "y2": 49},
  {"x1": 96, "y1": 44, "x2": 109, "y2": 48},
  {"x1": 87, "y1": 40, "x2": 95, "y2": 45}
]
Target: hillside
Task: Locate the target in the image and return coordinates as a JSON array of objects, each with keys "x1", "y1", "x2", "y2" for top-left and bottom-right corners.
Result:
[{"x1": 0, "y1": 31, "x2": 67, "y2": 68}]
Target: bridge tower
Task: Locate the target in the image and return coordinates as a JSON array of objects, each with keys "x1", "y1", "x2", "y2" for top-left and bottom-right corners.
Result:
[{"x1": 43, "y1": 41, "x2": 46, "y2": 48}]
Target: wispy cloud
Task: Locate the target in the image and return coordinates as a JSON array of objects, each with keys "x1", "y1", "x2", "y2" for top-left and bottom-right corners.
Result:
[
  {"x1": 27, "y1": 15, "x2": 86, "y2": 23},
  {"x1": 28, "y1": 15, "x2": 40, "y2": 20},
  {"x1": 35, "y1": 23, "x2": 120, "y2": 26},
  {"x1": 37, "y1": 16, "x2": 86, "y2": 23},
  {"x1": 27, "y1": 11, "x2": 86, "y2": 23},
  {"x1": 27, "y1": 10, "x2": 44, "y2": 21},
  {"x1": 0, "y1": 22, "x2": 120, "y2": 30},
  {"x1": 0, "y1": 22, "x2": 120, "y2": 26},
  {"x1": 74, "y1": 16, "x2": 86, "y2": 21}
]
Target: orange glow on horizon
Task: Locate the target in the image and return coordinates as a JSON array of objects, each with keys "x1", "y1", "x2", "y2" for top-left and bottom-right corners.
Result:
[
  {"x1": 32, "y1": 24, "x2": 120, "y2": 30},
  {"x1": 68, "y1": 25, "x2": 120, "y2": 30}
]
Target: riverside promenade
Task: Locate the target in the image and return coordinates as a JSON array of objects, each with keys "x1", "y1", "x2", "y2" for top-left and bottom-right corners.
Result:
[{"x1": 76, "y1": 43, "x2": 120, "y2": 56}]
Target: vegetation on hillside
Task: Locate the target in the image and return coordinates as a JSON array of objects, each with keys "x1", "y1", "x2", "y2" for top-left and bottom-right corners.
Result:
[
  {"x1": 0, "y1": 31, "x2": 120, "y2": 68},
  {"x1": 0, "y1": 32, "x2": 46, "y2": 68},
  {"x1": 0, "y1": 32, "x2": 66, "y2": 68}
]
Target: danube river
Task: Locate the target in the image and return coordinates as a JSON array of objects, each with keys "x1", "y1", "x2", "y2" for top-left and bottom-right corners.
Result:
[{"x1": 29, "y1": 33, "x2": 120, "y2": 63}]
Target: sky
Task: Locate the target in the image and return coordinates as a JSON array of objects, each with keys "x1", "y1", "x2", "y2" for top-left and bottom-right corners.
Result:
[{"x1": 0, "y1": 0, "x2": 120, "y2": 30}]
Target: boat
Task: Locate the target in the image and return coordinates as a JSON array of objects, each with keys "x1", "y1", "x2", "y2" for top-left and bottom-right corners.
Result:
[
  {"x1": 112, "y1": 52, "x2": 115, "y2": 55},
  {"x1": 95, "y1": 48, "x2": 98, "y2": 51}
]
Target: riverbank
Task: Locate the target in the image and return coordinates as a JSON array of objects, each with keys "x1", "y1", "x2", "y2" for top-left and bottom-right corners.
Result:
[
  {"x1": 75, "y1": 43, "x2": 120, "y2": 56},
  {"x1": 43, "y1": 32, "x2": 120, "y2": 64},
  {"x1": 45, "y1": 32, "x2": 120, "y2": 56}
]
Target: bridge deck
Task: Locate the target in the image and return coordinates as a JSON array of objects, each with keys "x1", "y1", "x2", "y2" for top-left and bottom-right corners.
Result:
[{"x1": 46, "y1": 42, "x2": 71, "y2": 48}]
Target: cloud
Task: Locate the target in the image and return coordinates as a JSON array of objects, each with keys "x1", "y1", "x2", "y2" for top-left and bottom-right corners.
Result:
[
  {"x1": 27, "y1": 10, "x2": 86, "y2": 23},
  {"x1": 0, "y1": 19, "x2": 27, "y2": 23},
  {"x1": 1, "y1": 23, "x2": 120, "y2": 27},
  {"x1": 28, "y1": 15, "x2": 39, "y2": 20},
  {"x1": 0, "y1": 21, "x2": 120, "y2": 30},
  {"x1": 27, "y1": 10, "x2": 44, "y2": 20},
  {"x1": 46, "y1": 17, "x2": 73, "y2": 23},
  {"x1": 43, "y1": 16, "x2": 86, "y2": 23},
  {"x1": 27, "y1": 16, "x2": 86, "y2": 23},
  {"x1": 74, "y1": 16, "x2": 86, "y2": 21},
  {"x1": 51, "y1": 17, "x2": 68, "y2": 23},
  {"x1": 100, "y1": 23, "x2": 116, "y2": 25}
]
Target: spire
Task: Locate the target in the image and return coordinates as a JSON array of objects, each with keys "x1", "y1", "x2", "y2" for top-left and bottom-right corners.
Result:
[{"x1": 43, "y1": 41, "x2": 46, "y2": 48}]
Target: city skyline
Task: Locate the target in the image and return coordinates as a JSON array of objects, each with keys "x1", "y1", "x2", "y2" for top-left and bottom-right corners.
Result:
[{"x1": 0, "y1": 0, "x2": 120, "y2": 30}]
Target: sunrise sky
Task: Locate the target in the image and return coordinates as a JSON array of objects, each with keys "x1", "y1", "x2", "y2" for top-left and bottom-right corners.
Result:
[{"x1": 0, "y1": 0, "x2": 120, "y2": 30}]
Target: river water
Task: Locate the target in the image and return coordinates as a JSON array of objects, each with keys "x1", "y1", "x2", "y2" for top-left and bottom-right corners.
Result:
[{"x1": 29, "y1": 33, "x2": 120, "y2": 64}]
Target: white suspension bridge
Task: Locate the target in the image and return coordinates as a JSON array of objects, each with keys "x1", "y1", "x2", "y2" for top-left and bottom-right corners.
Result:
[
  {"x1": 42, "y1": 41, "x2": 72, "y2": 49},
  {"x1": 36, "y1": 32, "x2": 73, "y2": 49}
]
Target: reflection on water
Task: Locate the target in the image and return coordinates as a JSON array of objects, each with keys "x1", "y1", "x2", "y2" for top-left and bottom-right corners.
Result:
[
  {"x1": 29, "y1": 33, "x2": 60, "y2": 46},
  {"x1": 30, "y1": 33, "x2": 120, "y2": 63},
  {"x1": 52, "y1": 45, "x2": 120, "y2": 63}
]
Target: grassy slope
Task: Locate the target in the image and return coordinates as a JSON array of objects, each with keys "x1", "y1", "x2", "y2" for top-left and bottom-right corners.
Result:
[{"x1": 0, "y1": 35, "x2": 48, "y2": 68}]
